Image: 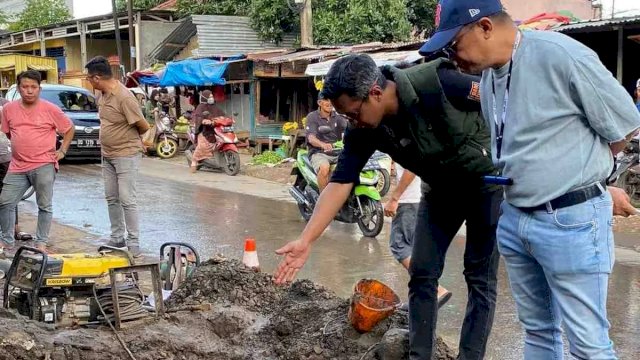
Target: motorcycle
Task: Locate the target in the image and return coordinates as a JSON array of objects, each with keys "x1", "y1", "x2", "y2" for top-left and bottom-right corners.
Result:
[
  {"x1": 152, "y1": 110, "x2": 180, "y2": 159},
  {"x1": 289, "y1": 133, "x2": 384, "y2": 237},
  {"x1": 184, "y1": 112, "x2": 241, "y2": 176},
  {"x1": 609, "y1": 138, "x2": 640, "y2": 207},
  {"x1": 363, "y1": 151, "x2": 393, "y2": 197}
]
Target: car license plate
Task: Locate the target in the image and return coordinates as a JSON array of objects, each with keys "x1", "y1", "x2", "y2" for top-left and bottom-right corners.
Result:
[
  {"x1": 223, "y1": 126, "x2": 234, "y2": 133},
  {"x1": 77, "y1": 139, "x2": 100, "y2": 148}
]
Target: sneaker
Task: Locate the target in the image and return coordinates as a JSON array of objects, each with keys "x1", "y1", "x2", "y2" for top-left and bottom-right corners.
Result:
[
  {"x1": 128, "y1": 245, "x2": 143, "y2": 258},
  {"x1": 106, "y1": 239, "x2": 127, "y2": 248}
]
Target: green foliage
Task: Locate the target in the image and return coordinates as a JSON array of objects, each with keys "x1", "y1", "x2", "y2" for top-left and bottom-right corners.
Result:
[
  {"x1": 9, "y1": 0, "x2": 72, "y2": 32},
  {"x1": 407, "y1": 0, "x2": 438, "y2": 36},
  {"x1": 116, "y1": 0, "x2": 165, "y2": 12},
  {"x1": 248, "y1": 0, "x2": 297, "y2": 44},
  {"x1": 176, "y1": 0, "x2": 250, "y2": 17},
  {"x1": 251, "y1": 150, "x2": 284, "y2": 165},
  {"x1": 313, "y1": 0, "x2": 412, "y2": 44},
  {"x1": 175, "y1": 0, "x2": 437, "y2": 45}
]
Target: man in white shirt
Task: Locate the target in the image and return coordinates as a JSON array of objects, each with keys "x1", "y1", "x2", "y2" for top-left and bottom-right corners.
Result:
[{"x1": 384, "y1": 163, "x2": 452, "y2": 308}]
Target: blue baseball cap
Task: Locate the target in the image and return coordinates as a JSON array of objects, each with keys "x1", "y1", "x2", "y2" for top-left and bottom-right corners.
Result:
[{"x1": 419, "y1": 0, "x2": 504, "y2": 56}]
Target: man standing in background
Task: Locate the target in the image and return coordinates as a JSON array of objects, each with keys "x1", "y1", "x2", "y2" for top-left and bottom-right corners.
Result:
[
  {"x1": 0, "y1": 70, "x2": 74, "y2": 255},
  {"x1": 85, "y1": 56, "x2": 150, "y2": 257}
]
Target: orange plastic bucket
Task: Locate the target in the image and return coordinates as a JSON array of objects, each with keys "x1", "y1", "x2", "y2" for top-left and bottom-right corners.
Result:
[{"x1": 348, "y1": 279, "x2": 401, "y2": 333}]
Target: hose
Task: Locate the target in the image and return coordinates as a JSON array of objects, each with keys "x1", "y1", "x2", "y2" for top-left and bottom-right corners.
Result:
[
  {"x1": 95, "y1": 284, "x2": 148, "y2": 322},
  {"x1": 92, "y1": 285, "x2": 137, "y2": 360}
]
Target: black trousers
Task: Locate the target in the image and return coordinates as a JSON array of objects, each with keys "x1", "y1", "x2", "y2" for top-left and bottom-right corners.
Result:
[
  {"x1": 0, "y1": 161, "x2": 19, "y2": 226},
  {"x1": 408, "y1": 186, "x2": 502, "y2": 360}
]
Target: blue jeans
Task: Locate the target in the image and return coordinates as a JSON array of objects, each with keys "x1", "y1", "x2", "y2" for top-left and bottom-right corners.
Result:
[
  {"x1": 498, "y1": 191, "x2": 617, "y2": 359},
  {"x1": 0, "y1": 164, "x2": 55, "y2": 246},
  {"x1": 102, "y1": 154, "x2": 141, "y2": 247}
]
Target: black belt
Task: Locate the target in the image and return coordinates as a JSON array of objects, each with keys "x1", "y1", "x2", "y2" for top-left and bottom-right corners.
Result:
[{"x1": 518, "y1": 180, "x2": 607, "y2": 213}]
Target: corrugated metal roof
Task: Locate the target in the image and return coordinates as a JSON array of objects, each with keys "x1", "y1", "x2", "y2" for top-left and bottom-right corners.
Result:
[
  {"x1": 261, "y1": 48, "x2": 347, "y2": 64},
  {"x1": 305, "y1": 50, "x2": 423, "y2": 76},
  {"x1": 149, "y1": 15, "x2": 298, "y2": 61},
  {"x1": 555, "y1": 15, "x2": 640, "y2": 32},
  {"x1": 191, "y1": 15, "x2": 297, "y2": 57}
]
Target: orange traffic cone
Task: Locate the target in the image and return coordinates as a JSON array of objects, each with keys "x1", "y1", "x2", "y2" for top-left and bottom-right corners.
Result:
[{"x1": 242, "y1": 238, "x2": 260, "y2": 271}]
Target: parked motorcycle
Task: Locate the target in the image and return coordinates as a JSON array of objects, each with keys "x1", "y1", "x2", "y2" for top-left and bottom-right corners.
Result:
[
  {"x1": 152, "y1": 110, "x2": 180, "y2": 159},
  {"x1": 610, "y1": 138, "x2": 640, "y2": 207},
  {"x1": 289, "y1": 136, "x2": 384, "y2": 237},
  {"x1": 184, "y1": 112, "x2": 241, "y2": 176},
  {"x1": 363, "y1": 151, "x2": 393, "y2": 197}
]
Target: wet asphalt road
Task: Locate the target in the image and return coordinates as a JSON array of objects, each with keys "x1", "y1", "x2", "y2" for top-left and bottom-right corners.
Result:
[{"x1": 18, "y1": 160, "x2": 640, "y2": 359}]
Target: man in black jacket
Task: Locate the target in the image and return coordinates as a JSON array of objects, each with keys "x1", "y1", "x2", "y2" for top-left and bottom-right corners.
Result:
[{"x1": 275, "y1": 54, "x2": 502, "y2": 360}]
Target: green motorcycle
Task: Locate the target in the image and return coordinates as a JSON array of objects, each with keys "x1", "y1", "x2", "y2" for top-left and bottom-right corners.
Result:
[{"x1": 289, "y1": 142, "x2": 384, "y2": 237}]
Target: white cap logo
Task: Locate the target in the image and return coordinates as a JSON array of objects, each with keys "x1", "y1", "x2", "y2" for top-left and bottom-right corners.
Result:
[{"x1": 469, "y1": 9, "x2": 481, "y2": 17}]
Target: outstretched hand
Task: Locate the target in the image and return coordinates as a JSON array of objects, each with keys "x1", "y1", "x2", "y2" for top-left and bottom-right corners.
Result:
[{"x1": 274, "y1": 239, "x2": 311, "y2": 285}]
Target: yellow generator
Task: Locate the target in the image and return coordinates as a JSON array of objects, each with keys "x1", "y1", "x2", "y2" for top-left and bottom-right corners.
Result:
[{"x1": 2, "y1": 246, "x2": 134, "y2": 326}]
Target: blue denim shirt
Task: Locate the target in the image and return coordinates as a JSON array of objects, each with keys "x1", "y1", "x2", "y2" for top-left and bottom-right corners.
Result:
[{"x1": 481, "y1": 31, "x2": 640, "y2": 207}]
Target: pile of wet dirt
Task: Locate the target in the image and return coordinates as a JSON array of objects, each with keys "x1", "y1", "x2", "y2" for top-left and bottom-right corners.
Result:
[{"x1": 0, "y1": 256, "x2": 456, "y2": 360}]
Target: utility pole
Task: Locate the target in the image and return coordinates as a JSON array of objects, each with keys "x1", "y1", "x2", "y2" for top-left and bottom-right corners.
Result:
[
  {"x1": 299, "y1": 0, "x2": 313, "y2": 47},
  {"x1": 128, "y1": 0, "x2": 136, "y2": 71},
  {"x1": 111, "y1": 0, "x2": 123, "y2": 69}
]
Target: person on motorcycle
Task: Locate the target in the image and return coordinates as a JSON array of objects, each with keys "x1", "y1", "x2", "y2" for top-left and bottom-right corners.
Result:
[
  {"x1": 142, "y1": 90, "x2": 160, "y2": 150},
  {"x1": 305, "y1": 93, "x2": 348, "y2": 192},
  {"x1": 275, "y1": 54, "x2": 502, "y2": 360},
  {"x1": 189, "y1": 90, "x2": 227, "y2": 173}
]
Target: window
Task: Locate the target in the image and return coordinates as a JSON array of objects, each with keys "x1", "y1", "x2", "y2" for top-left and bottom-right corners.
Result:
[{"x1": 41, "y1": 90, "x2": 98, "y2": 112}]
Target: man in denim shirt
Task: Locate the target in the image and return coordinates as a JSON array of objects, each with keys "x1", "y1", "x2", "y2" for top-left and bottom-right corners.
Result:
[{"x1": 421, "y1": 0, "x2": 640, "y2": 359}]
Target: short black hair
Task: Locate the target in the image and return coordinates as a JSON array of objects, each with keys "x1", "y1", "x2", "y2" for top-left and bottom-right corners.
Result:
[
  {"x1": 321, "y1": 54, "x2": 386, "y2": 101},
  {"x1": 160, "y1": 88, "x2": 169, "y2": 94},
  {"x1": 490, "y1": 10, "x2": 513, "y2": 23},
  {"x1": 17, "y1": 70, "x2": 41, "y2": 85},
  {"x1": 85, "y1": 56, "x2": 113, "y2": 78}
]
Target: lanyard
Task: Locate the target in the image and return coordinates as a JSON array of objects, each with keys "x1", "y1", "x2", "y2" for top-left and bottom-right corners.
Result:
[{"x1": 491, "y1": 30, "x2": 522, "y2": 161}]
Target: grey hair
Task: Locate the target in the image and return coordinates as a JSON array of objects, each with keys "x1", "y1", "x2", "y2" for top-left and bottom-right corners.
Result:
[{"x1": 321, "y1": 54, "x2": 386, "y2": 101}]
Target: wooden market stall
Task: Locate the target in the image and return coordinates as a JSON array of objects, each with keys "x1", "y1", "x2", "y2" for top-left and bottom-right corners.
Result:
[{"x1": 0, "y1": 54, "x2": 58, "y2": 94}]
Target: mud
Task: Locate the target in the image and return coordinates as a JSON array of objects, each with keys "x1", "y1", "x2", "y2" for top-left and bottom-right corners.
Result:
[{"x1": 0, "y1": 256, "x2": 456, "y2": 360}]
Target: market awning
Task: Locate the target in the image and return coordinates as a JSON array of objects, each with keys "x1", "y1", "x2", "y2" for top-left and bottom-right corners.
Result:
[
  {"x1": 305, "y1": 50, "x2": 423, "y2": 76},
  {"x1": 0, "y1": 65, "x2": 15, "y2": 71},
  {"x1": 28, "y1": 64, "x2": 55, "y2": 71},
  {"x1": 159, "y1": 56, "x2": 243, "y2": 87}
]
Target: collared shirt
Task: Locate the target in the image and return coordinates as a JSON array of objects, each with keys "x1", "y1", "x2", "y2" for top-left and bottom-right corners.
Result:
[
  {"x1": 305, "y1": 110, "x2": 347, "y2": 156},
  {"x1": 480, "y1": 30, "x2": 640, "y2": 207},
  {"x1": 2, "y1": 99, "x2": 72, "y2": 172},
  {"x1": 98, "y1": 83, "x2": 146, "y2": 158}
]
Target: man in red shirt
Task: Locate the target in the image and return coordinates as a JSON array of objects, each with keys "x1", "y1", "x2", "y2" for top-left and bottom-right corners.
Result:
[{"x1": 0, "y1": 70, "x2": 74, "y2": 255}]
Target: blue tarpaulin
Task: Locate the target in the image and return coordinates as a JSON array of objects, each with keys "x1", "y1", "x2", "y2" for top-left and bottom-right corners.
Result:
[{"x1": 159, "y1": 57, "x2": 242, "y2": 87}]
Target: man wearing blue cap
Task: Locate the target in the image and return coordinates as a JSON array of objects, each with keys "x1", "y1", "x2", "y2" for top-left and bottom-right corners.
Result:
[{"x1": 420, "y1": 1, "x2": 640, "y2": 359}]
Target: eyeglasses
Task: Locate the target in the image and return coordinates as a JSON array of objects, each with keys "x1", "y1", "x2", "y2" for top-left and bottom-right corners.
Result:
[
  {"x1": 339, "y1": 99, "x2": 366, "y2": 128},
  {"x1": 442, "y1": 24, "x2": 474, "y2": 58}
]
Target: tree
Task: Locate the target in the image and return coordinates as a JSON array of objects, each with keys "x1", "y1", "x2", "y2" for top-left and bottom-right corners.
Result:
[
  {"x1": 407, "y1": 0, "x2": 438, "y2": 36},
  {"x1": 9, "y1": 0, "x2": 72, "y2": 32},
  {"x1": 176, "y1": 0, "x2": 250, "y2": 17},
  {"x1": 177, "y1": 0, "x2": 413, "y2": 45},
  {"x1": 312, "y1": 0, "x2": 412, "y2": 45},
  {"x1": 116, "y1": 0, "x2": 165, "y2": 12}
]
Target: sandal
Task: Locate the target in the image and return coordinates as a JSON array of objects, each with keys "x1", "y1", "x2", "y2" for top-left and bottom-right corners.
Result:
[{"x1": 15, "y1": 232, "x2": 33, "y2": 241}]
